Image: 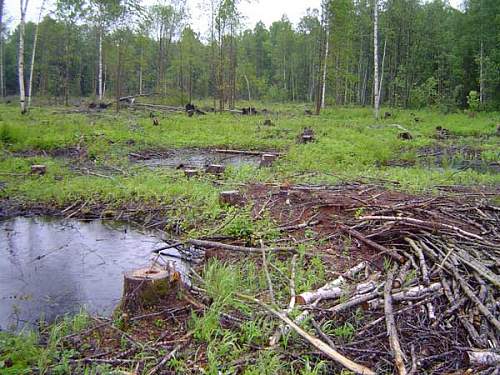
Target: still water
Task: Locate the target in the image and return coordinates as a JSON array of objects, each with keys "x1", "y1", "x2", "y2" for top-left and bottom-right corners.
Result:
[{"x1": 0, "y1": 217, "x2": 184, "y2": 331}]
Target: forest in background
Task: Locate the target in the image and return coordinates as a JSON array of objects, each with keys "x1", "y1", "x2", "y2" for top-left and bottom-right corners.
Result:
[{"x1": 0, "y1": 0, "x2": 499, "y2": 112}]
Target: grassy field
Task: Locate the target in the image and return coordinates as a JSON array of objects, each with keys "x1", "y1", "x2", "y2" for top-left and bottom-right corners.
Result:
[{"x1": 0, "y1": 102, "x2": 499, "y2": 374}]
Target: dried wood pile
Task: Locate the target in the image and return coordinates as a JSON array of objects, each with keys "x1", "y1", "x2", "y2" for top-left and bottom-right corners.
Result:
[{"x1": 245, "y1": 184, "x2": 500, "y2": 374}]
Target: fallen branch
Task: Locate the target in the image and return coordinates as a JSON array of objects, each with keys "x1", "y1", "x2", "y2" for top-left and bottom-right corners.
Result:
[
  {"x1": 338, "y1": 224, "x2": 405, "y2": 263},
  {"x1": 360, "y1": 215, "x2": 484, "y2": 241},
  {"x1": 187, "y1": 239, "x2": 295, "y2": 254},
  {"x1": 384, "y1": 266, "x2": 408, "y2": 375}
]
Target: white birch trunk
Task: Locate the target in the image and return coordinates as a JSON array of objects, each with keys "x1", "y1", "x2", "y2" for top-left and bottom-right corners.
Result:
[
  {"x1": 98, "y1": 28, "x2": 103, "y2": 100},
  {"x1": 27, "y1": 0, "x2": 45, "y2": 110},
  {"x1": 373, "y1": 0, "x2": 380, "y2": 119},
  {"x1": 378, "y1": 38, "x2": 386, "y2": 103},
  {"x1": 18, "y1": 0, "x2": 29, "y2": 114},
  {"x1": 321, "y1": 22, "x2": 329, "y2": 108}
]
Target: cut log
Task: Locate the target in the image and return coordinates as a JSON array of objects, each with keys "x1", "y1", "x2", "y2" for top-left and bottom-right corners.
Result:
[
  {"x1": 206, "y1": 164, "x2": 225, "y2": 175},
  {"x1": 120, "y1": 266, "x2": 181, "y2": 314},
  {"x1": 259, "y1": 154, "x2": 278, "y2": 167},
  {"x1": 467, "y1": 351, "x2": 500, "y2": 367},
  {"x1": 219, "y1": 190, "x2": 243, "y2": 206},
  {"x1": 31, "y1": 164, "x2": 47, "y2": 175}
]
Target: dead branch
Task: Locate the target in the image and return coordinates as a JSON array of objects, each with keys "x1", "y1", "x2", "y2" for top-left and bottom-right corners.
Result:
[{"x1": 384, "y1": 265, "x2": 408, "y2": 375}]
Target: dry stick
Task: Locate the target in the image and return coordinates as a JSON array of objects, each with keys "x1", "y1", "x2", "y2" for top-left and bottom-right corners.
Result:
[
  {"x1": 384, "y1": 265, "x2": 408, "y2": 375},
  {"x1": 406, "y1": 238, "x2": 435, "y2": 320},
  {"x1": 187, "y1": 239, "x2": 295, "y2": 254},
  {"x1": 439, "y1": 274, "x2": 485, "y2": 347},
  {"x1": 450, "y1": 266, "x2": 500, "y2": 332},
  {"x1": 146, "y1": 344, "x2": 181, "y2": 375},
  {"x1": 357, "y1": 292, "x2": 442, "y2": 336},
  {"x1": 269, "y1": 254, "x2": 297, "y2": 346},
  {"x1": 260, "y1": 239, "x2": 276, "y2": 304},
  {"x1": 338, "y1": 223, "x2": 405, "y2": 263},
  {"x1": 360, "y1": 215, "x2": 485, "y2": 241},
  {"x1": 240, "y1": 294, "x2": 376, "y2": 375}
]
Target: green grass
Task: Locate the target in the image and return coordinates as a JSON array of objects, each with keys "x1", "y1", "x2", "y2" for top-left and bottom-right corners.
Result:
[{"x1": 0, "y1": 102, "x2": 499, "y2": 374}]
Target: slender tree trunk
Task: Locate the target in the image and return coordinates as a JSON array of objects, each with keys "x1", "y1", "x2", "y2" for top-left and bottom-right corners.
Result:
[
  {"x1": 18, "y1": 0, "x2": 29, "y2": 114},
  {"x1": 321, "y1": 20, "x2": 330, "y2": 109},
  {"x1": 373, "y1": 0, "x2": 380, "y2": 119},
  {"x1": 27, "y1": 0, "x2": 45, "y2": 110},
  {"x1": 378, "y1": 37, "x2": 386, "y2": 106},
  {"x1": 98, "y1": 27, "x2": 103, "y2": 100},
  {"x1": 243, "y1": 73, "x2": 251, "y2": 102},
  {"x1": 479, "y1": 41, "x2": 484, "y2": 105},
  {"x1": 0, "y1": 0, "x2": 4, "y2": 98},
  {"x1": 116, "y1": 40, "x2": 122, "y2": 113},
  {"x1": 139, "y1": 47, "x2": 143, "y2": 95}
]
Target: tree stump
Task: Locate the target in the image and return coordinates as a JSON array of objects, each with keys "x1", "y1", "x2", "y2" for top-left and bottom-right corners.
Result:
[
  {"x1": 398, "y1": 132, "x2": 413, "y2": 140},
  {"x1": 120, "y1": 266, "x2": 180, "y2": 314},
  {"x1": 206, "y1": 164, "x2": 225, "y2": 175},
  {"x1": 260, "y1": 154, "x2": 277, "y2": 167},
  {"x1": 31, "y1": 165, "x2": 47, "y2": 175},
  {"x1": 184, "y1": 169, "x2": 200, "y2": 178},
  {"x1": 219, "y1": 190, "x2": 243, "y2": 206},
  {"x1": 263, "y1": 119, "x2": 274, "y2": 126},
  {"x1": 297, "y1": 128, "x2": 315, "y2": 144}
]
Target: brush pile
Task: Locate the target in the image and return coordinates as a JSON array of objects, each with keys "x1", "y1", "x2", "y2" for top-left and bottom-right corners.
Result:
[{"x1": 252, "y1": 184, "x2": 500, "y2": 374}]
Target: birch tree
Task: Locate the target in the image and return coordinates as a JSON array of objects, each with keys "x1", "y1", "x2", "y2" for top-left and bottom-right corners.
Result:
[
  {"x1": 373, "y1": 0, "x2": 380, "y2": 119},
  {"x1": 0, "y1": 0, "x2": 4, "y2": 98},
  {"x1": 27, "y1": 0, "x2": 46, "y2": 109},
  {"x1": 18, "y1": 0, "x2": 29, "y2": 113}
]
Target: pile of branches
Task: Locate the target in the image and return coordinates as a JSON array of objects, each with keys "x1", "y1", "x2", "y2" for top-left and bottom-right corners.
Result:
[{"x1": 261, "y1": 193, "x2": 499, "y2": 374}]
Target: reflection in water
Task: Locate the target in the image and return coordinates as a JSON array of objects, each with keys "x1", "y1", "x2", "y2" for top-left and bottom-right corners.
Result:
[
  {"x1": 138, "y1": 149, "x2": 260, "y2": 169},
  {"x1": 0, "y1": 217, "x2": 185, "y2": 331}
]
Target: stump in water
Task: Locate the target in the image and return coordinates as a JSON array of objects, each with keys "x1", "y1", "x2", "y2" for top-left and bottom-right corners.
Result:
[
  {"x1": 31, "y1": 165, "x2": 47, "y2": 175},
  {"x1": 219, "y1": 190, "x2": 243, "y2": 206},
  {"x1": 260, "y1": 154, "x2": 277, "y2": 167},
  {"x1": 120, "y1": 266, "x2": 180, "y2": 314}
]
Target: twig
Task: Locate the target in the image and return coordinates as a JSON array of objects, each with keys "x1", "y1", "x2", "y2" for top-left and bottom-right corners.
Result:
[
  {"x1": 384, "y1": 265, "x2": 407, "y2": 375},
  {"x1": 260, "y1": 239, "x2": 276, "y2": 304}
]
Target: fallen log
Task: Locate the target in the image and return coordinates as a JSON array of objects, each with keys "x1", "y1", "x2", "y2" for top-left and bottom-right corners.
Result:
[
  {"x1": 187, "y1": 239, "x2": 296, "y2": 254},
  {"x1": 467, "y1": 351, "x2": 500, "y2": 367}
]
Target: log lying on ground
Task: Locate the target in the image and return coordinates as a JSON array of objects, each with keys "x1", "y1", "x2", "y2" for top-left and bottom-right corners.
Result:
[
  {"x1": 296, "y1": 262, "x2": 367, "y2": 305},
  {"x1": 467, "y1": 351, "x2": 500, "y2": 367},
  {"x1": 187, "y1": 239, "x2": 296, "y2": 254}
]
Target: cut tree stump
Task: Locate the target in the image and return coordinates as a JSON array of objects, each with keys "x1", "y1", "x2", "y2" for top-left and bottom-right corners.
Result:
[
  {"x1": 206, "y1": 164, "x2": 225, "y2": 175},
  {"x1": 184, "y1": 169, "x2": 200, "y2": 178},
  {"x1": 120, "y1": 266, "x2": 181, "y2": 314},
  {"x1": 219, "y1": 190, "x2": 243, "y2": 206},
  {"x1": 260, "y1": 154, "x2": 278, "y2": 167},
  {"x1": 31, "y1": 165, "x2": 47, "y2": 175},
  {"x1": 398, "y1": 132, "x2": 413, "y2": 140}
]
